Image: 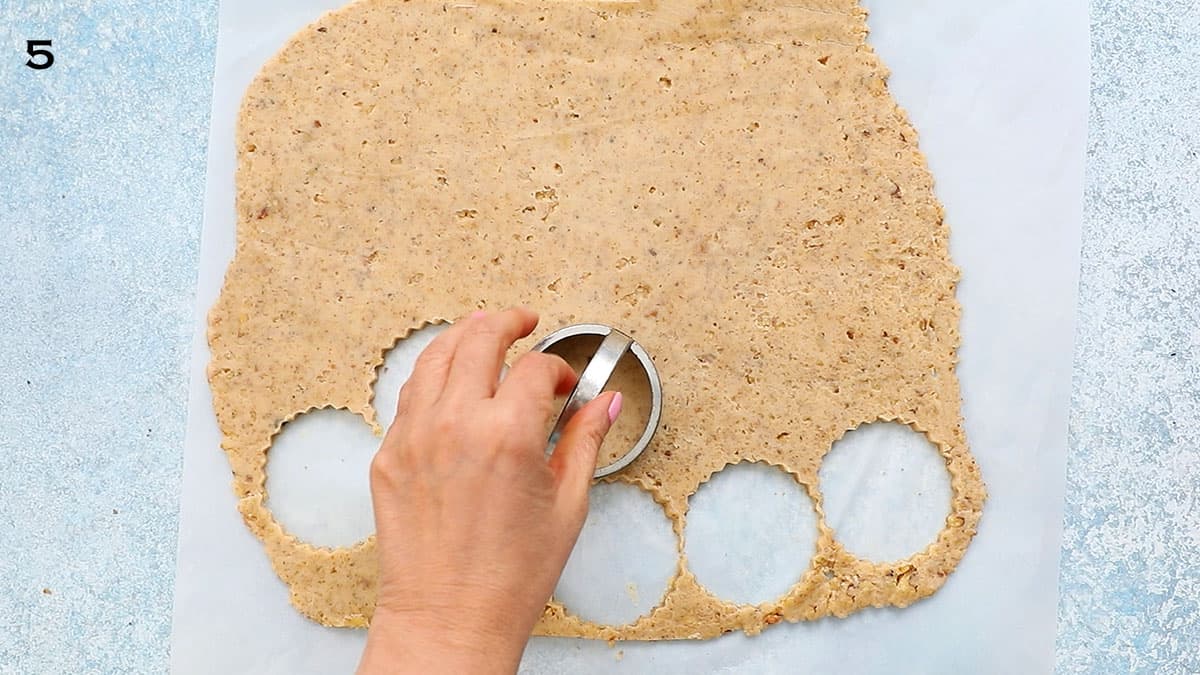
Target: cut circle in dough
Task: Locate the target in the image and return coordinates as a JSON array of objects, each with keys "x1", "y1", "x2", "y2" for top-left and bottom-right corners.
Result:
[
  {"x1": 208, "y1": 0, "x2": 988, "y2": 640},
  {"x1": 818, "y1": 420, "x2": 954, "y2": 563},
  {"x1": 264, "y1": 407, "x2": 377, "y2": 548},
  {"x1": 553, "y1": 481, "x2": 680, "y2": 627},
  {"x1": 683, "y1": 461, "x2": 819, "y2": 607}
]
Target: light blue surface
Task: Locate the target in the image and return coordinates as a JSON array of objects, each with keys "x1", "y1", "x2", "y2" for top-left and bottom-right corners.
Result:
[
  {"x1": 1055, "y1": 1, "x2": 1200, "y2": 672},
  {"x1": 0, "y1": 0, "x2": 1195, "y2": 673},
  {"x1": 0, "y1": 1, "x2": 216, "y2": 672}
]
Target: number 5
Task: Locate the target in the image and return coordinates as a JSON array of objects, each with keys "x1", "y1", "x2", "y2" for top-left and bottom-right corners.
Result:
[{"x1": 26, "y1": 40, "x2": 54, "y2": 70}]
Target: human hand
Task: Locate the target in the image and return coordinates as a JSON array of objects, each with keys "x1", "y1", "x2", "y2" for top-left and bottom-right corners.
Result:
[{"x1": 358, "y1": 308, "x2": 622, "y2": 674}]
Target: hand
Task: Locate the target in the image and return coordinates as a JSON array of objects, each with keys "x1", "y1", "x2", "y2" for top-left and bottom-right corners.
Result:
[{"x1": 358, "y1": 308, "x2": 622, "y2": 674}]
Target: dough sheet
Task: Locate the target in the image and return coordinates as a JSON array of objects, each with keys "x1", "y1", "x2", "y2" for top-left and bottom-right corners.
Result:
[{"x1": 208, "y1": 0, "x2": 986, "y2": 639}]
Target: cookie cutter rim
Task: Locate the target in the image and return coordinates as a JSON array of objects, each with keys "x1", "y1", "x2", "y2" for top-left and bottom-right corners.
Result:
[{"x1": 531, "y1": 323, "x2": 663, "y2": 478}]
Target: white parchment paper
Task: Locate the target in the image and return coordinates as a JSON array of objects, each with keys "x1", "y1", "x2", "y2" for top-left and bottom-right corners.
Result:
[{"x1": 170, "y1": 1, "x2": 1088, "y2": 672}]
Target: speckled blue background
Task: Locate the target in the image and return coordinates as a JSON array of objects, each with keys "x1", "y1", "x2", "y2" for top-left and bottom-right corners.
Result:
[
  {"x1": 1055, "y1": 1, "x2": 1200, "y2": 671},
  {"x1": 0, "y1": 2, "x2": 216, "y2": 672},
  {"x1": 0, "y1": 0, "x2": 1196, "y2": 672}
]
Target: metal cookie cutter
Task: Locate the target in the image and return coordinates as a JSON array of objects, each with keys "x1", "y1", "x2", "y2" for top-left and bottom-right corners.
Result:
[{"x1": 531, "y1": 323, "x2": 663, "y2": 478}]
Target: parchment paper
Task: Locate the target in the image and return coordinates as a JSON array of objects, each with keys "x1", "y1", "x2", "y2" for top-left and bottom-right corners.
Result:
[{"x1": 170, "y1": 0, "x2": 1088, "y2": 671}]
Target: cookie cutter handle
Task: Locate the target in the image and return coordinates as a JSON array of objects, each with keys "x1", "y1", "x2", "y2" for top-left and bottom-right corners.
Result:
[{"x1": 545, "y1": 328, "x2": 633, "y2": 452}]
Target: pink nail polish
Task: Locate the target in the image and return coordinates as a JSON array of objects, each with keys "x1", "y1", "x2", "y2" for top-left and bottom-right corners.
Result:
[{"x1": 607, "y1": 392, "x2": 623, "y2": 424}]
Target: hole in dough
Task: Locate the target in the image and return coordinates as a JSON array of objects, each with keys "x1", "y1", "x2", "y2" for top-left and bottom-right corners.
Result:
[
  {"x1": 542, "y1": 333, "x2": 653, "y2": 471},
  {"x1": 265, "y1": 408, "x2": 377, "y2": 548},
  {"x1": 819, "y1": 421, "x2": 952, "y2": 562},
  {"x1": 554, "y1": 482, "x2": 677, "y2": 626},
  {"x1": 372, "y1": 323, "x2": 452, "y2": 432},
  {"x1": 684, "y1": 462, "x2": 818, "y2": 605}
]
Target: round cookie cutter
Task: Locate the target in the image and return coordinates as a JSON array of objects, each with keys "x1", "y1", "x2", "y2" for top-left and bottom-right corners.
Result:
[{"x1": 531, "y1": 323, "x2": 663, "y2": 478}]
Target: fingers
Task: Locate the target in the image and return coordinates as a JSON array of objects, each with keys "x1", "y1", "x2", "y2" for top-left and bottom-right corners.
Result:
[
  {"x1": 398, "y1": 313, "x2": 477, "y2": 411},
  {"x1": 548, "y1": 391, "x2": 621, "y2": 506},
  {"x1": 442, "y1": 307, "x2": 539, "y2": 402},
  {"x1": 495, "y1": 351, "x2": 577, "y2": 412}
]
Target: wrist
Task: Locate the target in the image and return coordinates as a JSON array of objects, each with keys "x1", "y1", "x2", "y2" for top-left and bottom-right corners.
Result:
[{"x1": 358, "y1": 605, "x2": 528, "y2": 675}]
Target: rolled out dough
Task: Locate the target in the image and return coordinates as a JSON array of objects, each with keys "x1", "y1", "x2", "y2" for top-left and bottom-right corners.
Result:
[{"x1": 208, "y1": 0, "x2": 986, "y2": 640}]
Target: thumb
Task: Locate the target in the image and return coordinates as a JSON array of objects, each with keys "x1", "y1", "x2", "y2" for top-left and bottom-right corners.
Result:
[{"x1": 549, "y1": 391, "x2": 622, "y2": 502}]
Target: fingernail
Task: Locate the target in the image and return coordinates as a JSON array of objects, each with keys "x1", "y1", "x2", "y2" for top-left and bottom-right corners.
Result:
[
  {"x1": 470, "y1": 310, "x2": 487, "y2": 319},
  {"x1": 607, "y1": 392, "x2": 623, "y2": 425}
]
